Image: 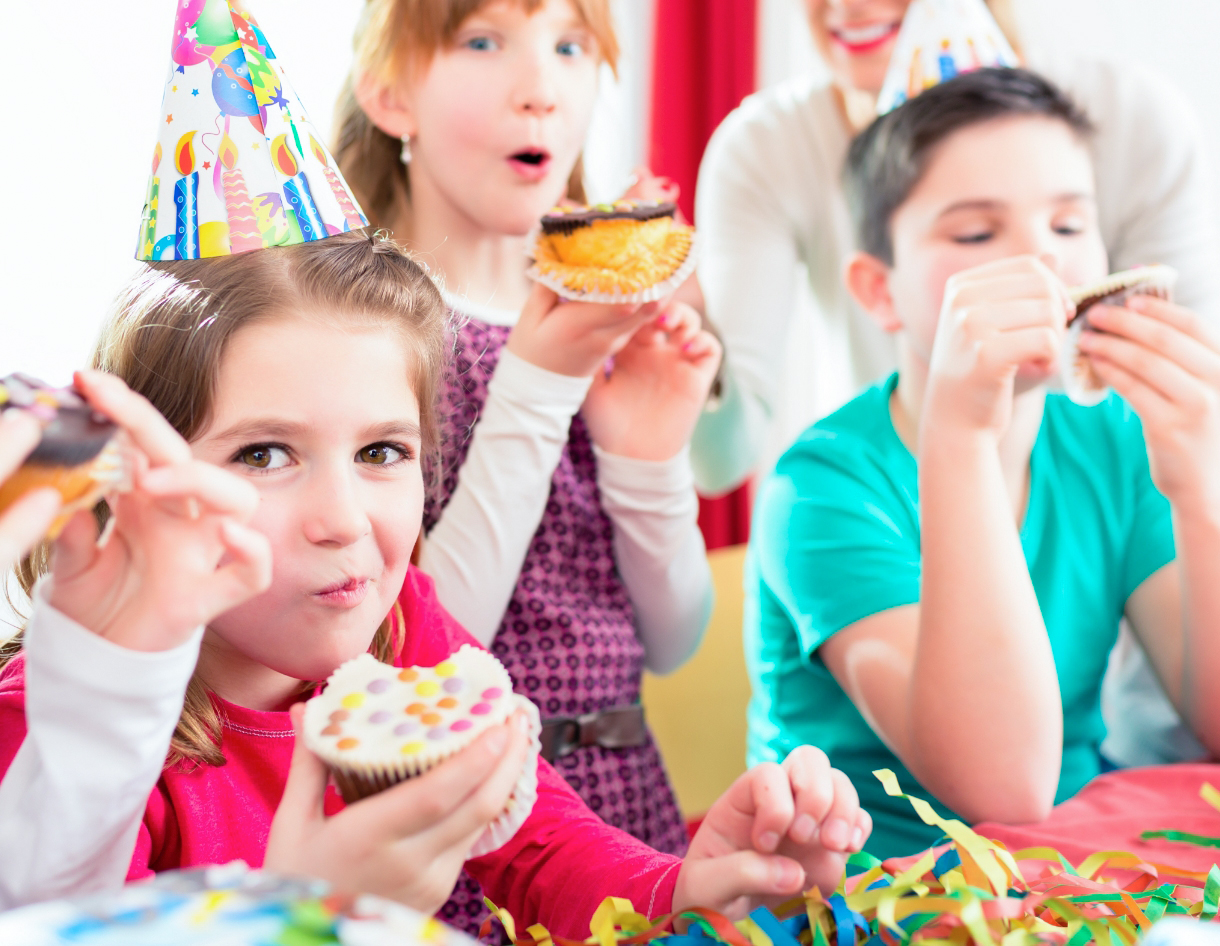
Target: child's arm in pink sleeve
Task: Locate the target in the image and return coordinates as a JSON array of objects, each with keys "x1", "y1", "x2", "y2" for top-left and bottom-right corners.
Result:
[
  {"x1": 466, "y1": 759, "x2": 681, "y2": 940},
  {"x1": 0, "y1": 588, "x2": 199, "y2": 908}
]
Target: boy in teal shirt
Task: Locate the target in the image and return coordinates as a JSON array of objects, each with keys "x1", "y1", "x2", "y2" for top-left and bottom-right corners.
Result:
[{"x1": 746, "y1": 68, "x2": 1220, "y2": 858}]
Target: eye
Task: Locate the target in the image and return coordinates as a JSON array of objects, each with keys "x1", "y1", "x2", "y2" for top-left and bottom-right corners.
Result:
[
  {"x1": 951, "y1": 231, "x2": 993, "y2": 245},
  {"x1": 463, "y1": 34, "x2": 498, "y2": 51},
  {"x1": 556, "y1": 39, "x2": 585, "y2": 57},
  {"x1": 1054, "y1": 219, "x2": 1086, "y2": 236},
  {"x1": 356, "y1": 442, "x2": 411, "y2": 466},
  {"x1": 235, "y1": 444, "x2": 291, "y2": 471}
]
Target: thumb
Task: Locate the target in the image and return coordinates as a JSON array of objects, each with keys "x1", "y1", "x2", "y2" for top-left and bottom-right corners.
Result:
[
  {"x1": 49, "y1": 506, "x2": 102, "y2": 581},
  {"x1": 677, "y1": 850, "x2": 805, "y2": 917},
  {"x1": 274, "y1": 703, "x2": 330, "y2": 830},
  {"x1": 521, "y1": 282, "x2": 560, "y2": 324}
]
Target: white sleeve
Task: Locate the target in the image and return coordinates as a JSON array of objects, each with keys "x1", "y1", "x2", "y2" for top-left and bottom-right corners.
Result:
[
  {"x1": 420, "y1": 350, "x2": 592, "y2": 644},
  {"x1": 690, "y1": 103, "x2": 805, "y2": 496},
  {"x1": 594, "y1": 445, "x2": 713, "y2": 675},
  {"x1": 0, "y1": 585, "x2": 201, "y2": 909}
]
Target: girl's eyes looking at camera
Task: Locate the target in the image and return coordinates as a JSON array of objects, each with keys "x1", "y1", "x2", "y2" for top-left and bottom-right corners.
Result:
[
  {"x1": 232, "y1": 442, "x2": 414, "y2": 472},
  {"x1": 357, "y1": 443, "x2": 413, "y2": 465},
  {"x1": 236, "y1": 445, "x2": 290, "y2": 470}
]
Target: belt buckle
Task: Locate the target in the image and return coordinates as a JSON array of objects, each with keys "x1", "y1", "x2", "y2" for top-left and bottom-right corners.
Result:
[
  {"x1": 577, "y1": 704, "x2": 647, "y2": 749},
  {"x1": 539, "y1": 717, "x2": 581, "y2": 761}
]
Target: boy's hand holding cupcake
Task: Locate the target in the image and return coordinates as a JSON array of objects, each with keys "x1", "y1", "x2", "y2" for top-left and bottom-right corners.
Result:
[
  {"x1": 582, "y1": 302, "x2": 722, "y2": 461},
  {"x1": 45, "y1": 370, "x2": 271, "y2": 653},
  {"x1": 675, "y1": 745, "x2": 870, "y2": 918}
]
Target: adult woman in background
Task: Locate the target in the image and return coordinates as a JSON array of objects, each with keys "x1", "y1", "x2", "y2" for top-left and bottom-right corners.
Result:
[{"x1": 693, "y1": 0, "x2": 1218, "y2": 767}]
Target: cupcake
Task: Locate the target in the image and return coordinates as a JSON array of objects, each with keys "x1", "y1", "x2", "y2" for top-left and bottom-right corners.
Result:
[
  {"x1": 0, "y1": 374, "x2": 128, "y2": 538},
  {"x1": 1061, "y1": 264, "x2": 1178, "y2": 406},
  {"x1": 303, "y1": 647, "x2": 540, "y2": 857},
  {"x1": 528, "y1": 198, "x2": 697, "y2": 303}
]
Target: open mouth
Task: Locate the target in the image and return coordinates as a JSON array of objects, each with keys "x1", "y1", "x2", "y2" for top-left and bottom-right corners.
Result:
[
  {"x1": 508, "y1": 148, "x2": 552, "y2": 177},
  {"x1": 830, "y1": 21, "x2": 900, "y2": 53}
]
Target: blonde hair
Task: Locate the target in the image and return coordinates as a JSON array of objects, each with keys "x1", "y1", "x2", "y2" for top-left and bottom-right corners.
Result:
[
  {"x1": 334, "y1": 0, "x2": 620, "y2": 227},
  {"x1": 3, "y1": 230, "x2": 446, "y2": 768}
]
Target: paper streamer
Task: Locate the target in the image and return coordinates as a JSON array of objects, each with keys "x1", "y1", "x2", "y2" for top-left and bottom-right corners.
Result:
[{"x1": 485, "y1": 772, "x2": 1220, "y2": 946}]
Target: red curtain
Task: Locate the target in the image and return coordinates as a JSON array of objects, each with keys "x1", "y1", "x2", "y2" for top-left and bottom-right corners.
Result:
[{"x1": 649, "y1": 0, "x2": 757, "y2": 550}]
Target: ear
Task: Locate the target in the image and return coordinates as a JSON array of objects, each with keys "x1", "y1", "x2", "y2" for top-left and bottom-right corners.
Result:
[
  {"x1": 845, "y1": 252, "x2": 903, "y2": 334},
  {"x1": 353, "y1": 70, "x2": 416, "y2": 140}
]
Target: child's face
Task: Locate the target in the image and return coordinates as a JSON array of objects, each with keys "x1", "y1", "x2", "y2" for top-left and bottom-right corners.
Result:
[
  {"x1": 191, "y1": 317, "x2": 424, "y2": 683},
  {"x1": 881, "y1": 115, "x2": 1109, "y2": 366},
  {"x1": 403, "y1": 0, "x2": 600, "y2": 236}
]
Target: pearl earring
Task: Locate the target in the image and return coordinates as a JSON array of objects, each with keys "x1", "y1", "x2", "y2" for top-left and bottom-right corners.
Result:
[{"x1": 400, "y1": 134, "x2": 412, "y2": 165}]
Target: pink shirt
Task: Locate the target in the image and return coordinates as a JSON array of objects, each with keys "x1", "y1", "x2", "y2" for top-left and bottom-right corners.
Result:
[{"x1": 0, "y1": 568, "x2": 680, "y2": 937}]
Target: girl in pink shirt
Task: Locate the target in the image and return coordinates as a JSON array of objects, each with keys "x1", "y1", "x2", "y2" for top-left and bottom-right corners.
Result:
[{"x1": 0, "y1": 231, "x2": 871, "y2": 936}]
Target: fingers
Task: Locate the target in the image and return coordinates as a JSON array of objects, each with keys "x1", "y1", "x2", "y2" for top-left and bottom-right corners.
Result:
[
  {"x1": 781, "y1": 746, "x2": 835, "y2": 844},
  {"x1": 814, "y1": 769, "x2": 863, "y2": 853},
  {"x1": 1084, "y1": 301, "x2": 1220, "y2": 387},
  {"x1": 47, "y1": 507, "x2": 101, "y2": 582},
  {"x1": 273, "y1": 704, "x2": 331, "y2": 830},
  {"x1": 520, "y1": 283, "x2": 560, "y2": 324},
  {"x1": 981, "y1": 326, "x2": 1061, "y2": 373},
  {"x1": 0, "y1": 488, "x2": 61, "y2": 570},
  {"x1": 210, "y1": 519, "x2": 273, "y2": 611},
  {"x1": 683, "y1": 850, "x2": 805, "y2": 913},
  {"x1": 74, "y1": 369, "x2": 191, "y2": 467},
  {"x1": 740, "y1": 763, "x2": 798, "y2": 854},
  {"x1": 139, "y1": 460, "x2": 261, "y2": 522},
  {"x1": 0, "y1": 410, "x2": 43, "y2": 479},
  {"x1": 1079, "y1": 328, "x2": 1204, "y2": 408}
]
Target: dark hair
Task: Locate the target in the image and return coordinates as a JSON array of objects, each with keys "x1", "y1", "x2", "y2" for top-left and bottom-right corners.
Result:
[{"x1": 844, "y1": 68, "x2": 1094, "y2": 266}]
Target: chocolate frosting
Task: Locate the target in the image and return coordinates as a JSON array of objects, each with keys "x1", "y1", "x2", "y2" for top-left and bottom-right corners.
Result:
[
  {"x1": 1, "y1": 373, "x2": 116, "y2": 467},
  {"x1": 540, "y1": 199, "x2": 677, "y2": 235}
]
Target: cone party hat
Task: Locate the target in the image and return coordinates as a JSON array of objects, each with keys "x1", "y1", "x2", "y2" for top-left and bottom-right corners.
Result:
[
  {"x1": 136, "y1": 0, "x2": 368, "y2": 260},
  {"x1": 875, "y1": 0, "x2": 1019, "y2": 115}
]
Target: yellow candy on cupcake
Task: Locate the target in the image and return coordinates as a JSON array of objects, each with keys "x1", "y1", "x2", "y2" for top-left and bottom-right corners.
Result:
[{"x1": 529, "y1": 198, "x2": 696, "y2": 303}]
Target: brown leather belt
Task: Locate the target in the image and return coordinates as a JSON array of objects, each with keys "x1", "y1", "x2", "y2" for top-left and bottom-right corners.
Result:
[{"x1": 539, "y1": 704, "x2": 648, "y2": 761}]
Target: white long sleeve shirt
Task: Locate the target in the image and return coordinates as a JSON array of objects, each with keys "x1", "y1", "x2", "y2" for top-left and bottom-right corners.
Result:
[
  {"x1": 0, "y1": 586, "x2": 200, "y2": 909},
  {"x1": 419, "y1": 296, "x2": 712, "y2": 675},
  {"x1": 692, "y1": 56, "x2": 1219, "y2": 767}
]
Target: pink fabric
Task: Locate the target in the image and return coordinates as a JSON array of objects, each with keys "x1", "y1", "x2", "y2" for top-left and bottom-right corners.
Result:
[
  {"x1": 0, "y1": 567, "x2": 680, "y2": 938},
  {"x1": 972, "y1": 764, "x2": 1220, "y2": 873}
]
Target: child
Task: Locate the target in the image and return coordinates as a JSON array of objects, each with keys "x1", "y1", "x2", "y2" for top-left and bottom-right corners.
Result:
[
  {"x1": 0, "y1": 232, "x2": 870, "y2": 931},
  {"x1": 1, "y1": 371, "x2": 271, "y2": 907},
  {"x1": 745, "y1": 68, "x2": 1220, "y2": 858},
  {"x1": 337, "y1": 0, "x2": 718, "y2": 908}
]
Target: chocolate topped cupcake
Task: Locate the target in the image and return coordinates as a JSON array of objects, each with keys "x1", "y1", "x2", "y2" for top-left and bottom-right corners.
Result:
[{"x1": 529, "y1": 198, "x2": 697, "y2": 303}]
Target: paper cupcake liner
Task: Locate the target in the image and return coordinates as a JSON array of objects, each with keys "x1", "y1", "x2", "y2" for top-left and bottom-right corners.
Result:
[
  {"x1": 1056, "y1": 266, "x2": 1178, "y2": 407},
  {"x1": 468, "y1": 694, "x2": 542, "y2": 859},
  {"x1": 526, "y1": 231, "x2": 700, "y2": 305}
]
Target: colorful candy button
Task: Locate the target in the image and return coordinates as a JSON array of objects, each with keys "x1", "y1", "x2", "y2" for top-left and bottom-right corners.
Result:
[
  {"x1": 427, "y1": 727, "x2": 447, "y2": 740},
  {"x1": 321, "y1": 724, "x2": 343, "y2": 736},
  {"x1": 434, "y1": 661, "x2": 457, "y2": 677},
  {"x1": 337, "y1": 738, "x2": 359, "y2": 750},
  {"x1": 470, "y1": 702, "x2": 492, "y2": 716},
  {"x1": 369, "y1": 711, "x2": 391, "y2": 724},
  {"x1": 437, "y1": 697, "x2": 458, "y2": 709},
  {"x1": 442, "y1": 678, "x2": 464, "y2": 694},
  {"x1": 393, "y1": 722, "x2": 421, "y2": 737},
  {"x1": 481, "y1": 687, "x2": 503, "y2": 701},
  {"x1": 400, "y1": 741, "x2": 425, "y2": 754},
  {"x1": 367, "y1": 679, "x2": 390, "y2": 694},
  {"x1": 341, "y1": 693, "x2": 365, "y2": 709},
  {"x1": 406, "y1": 703, "x2": 426, "y2": 716},
  {"x1": 397, "y1": 669, "x2": 419, "y2": 682},
  {"x1": 328, "y1": 710, "x2": 350, "y2": 723},
  {"x1": 451, "y1": 719, "x2": 473, "y2": 732},
  {"x1": 415, "y1": 681, "x2": 440, "y2": 697},
  {"x1": 421, "y1": 713, "x2": 442, "y2": 726}
]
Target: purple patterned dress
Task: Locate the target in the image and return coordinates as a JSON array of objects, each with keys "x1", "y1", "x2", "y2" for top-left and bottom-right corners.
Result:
[{"x1": 427, "y1": 315, "x2": 689, "y2": 936}]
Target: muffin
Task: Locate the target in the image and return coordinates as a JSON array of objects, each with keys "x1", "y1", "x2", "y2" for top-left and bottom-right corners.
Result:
[
  {"x1": 0, "y1": 374, "x2": 127, "y2": 538},
  {"x1": 529, "y1": 198, "x2": 697, "y2": 303},
  {"x1": 1061, "y1": 265, "x2": 1177, "y2": 405},
  {"x1": 303, "y1": 647, "x2": 540, "y2": 857}
]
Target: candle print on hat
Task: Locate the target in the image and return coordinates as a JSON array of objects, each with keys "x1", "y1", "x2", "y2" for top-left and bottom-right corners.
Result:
[
  {"x1": 136, "y1": 0, "x2": 368, "y2": 260},
  {"x1": 875, "y1": 0, "x2": 1019, "y2": 115}
]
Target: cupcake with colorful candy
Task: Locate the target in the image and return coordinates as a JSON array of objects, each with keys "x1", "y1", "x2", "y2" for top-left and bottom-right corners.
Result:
[{"x1": 303, "y1": 647, "x2": 540, "y2": 857}]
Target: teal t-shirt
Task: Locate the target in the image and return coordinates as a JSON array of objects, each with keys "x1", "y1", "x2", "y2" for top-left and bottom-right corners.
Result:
[{"x1": 745, "y1": 374, "x2": 1176, "y2": 858}]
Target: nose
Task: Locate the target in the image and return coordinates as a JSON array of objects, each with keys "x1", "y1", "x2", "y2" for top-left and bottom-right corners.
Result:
[
  {"x1": 1009, "y1": 222, "x2": 1064, "y2": 278},
  {"x1": 302, "y1": 464, "x2": 371, "y2": 548},
  {"x1": 511, "y1": 42, "x2": 558, "y2": 116}
]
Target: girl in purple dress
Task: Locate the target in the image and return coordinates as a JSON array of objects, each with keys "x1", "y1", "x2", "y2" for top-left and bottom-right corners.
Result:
[{"x1": 335, "y1": 0, "x2": 720, "y2": 933}]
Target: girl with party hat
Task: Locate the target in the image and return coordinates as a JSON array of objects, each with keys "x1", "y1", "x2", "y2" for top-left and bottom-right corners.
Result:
[
  {"x1": 335, "y1": 1, "x2": 718, "y2": 926},
  {"x1": 694, "y1": 0, "x2": 1215, "y2": 769},
  {"x1": 0, "y1": 0, "x2": 872, "y2": 926}
]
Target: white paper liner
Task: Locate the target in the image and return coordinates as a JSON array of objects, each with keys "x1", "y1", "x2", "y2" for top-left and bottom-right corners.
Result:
[
  {"x1": 468, "y1": 694, "x2": 541, "y2": 859},
  {"x1": 526, "y1": 231, "x2": 700, "y2": 305},
  {"x1": 1055, "y1": 265, "x2": 1178, "y2": 406}
]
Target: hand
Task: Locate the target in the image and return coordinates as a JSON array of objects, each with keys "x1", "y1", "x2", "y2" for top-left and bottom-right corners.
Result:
[
  {"x1": 581, "y1": 303, "x2": 722, "y2": 461},
  {"x1": 0, "y1": 410, "x2": 61, "y2": 569},
  {"x1": 266, "y1": 705, "x2": 530, "y2": 913},
  {"x1": 1078, "y1": 296, "x2": 1220, "y2": 510},
  {"x1": 673, "y1": 746, "x2": 872, "y2": 920},
  {"x1": 506, "y1": 284, "x2": 657, "y2": 378},
  {"x1": 621, "y1": 166, "x2": 682, "y2": 211},
  {"x1": 924, "y1": 256, "x2": 1073, "y2": 439},
  {"x1": 45, "y1": 369, "x2": 271, "y2": 652}
]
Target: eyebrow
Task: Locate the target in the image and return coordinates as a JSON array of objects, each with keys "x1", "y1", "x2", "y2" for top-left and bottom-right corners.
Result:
[
  {"x1": 937, "y1": 193, "x2": 1095, "y2": 218},
  {"x1": 204, "y1": 418, "x2": 422, "y2": 445}
]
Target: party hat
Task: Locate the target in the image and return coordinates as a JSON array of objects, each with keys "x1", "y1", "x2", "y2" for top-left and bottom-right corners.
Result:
[
  {"x1": 136, "y1": 0, "x2": 368, "y2": 261},
  {"x1": 875, "y1": 0, "x2": 1019, "y2": 115}
]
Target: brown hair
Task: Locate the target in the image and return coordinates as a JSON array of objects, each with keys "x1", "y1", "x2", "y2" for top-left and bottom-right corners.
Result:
[
  {"x1": 334, "y1": 0, "x2": 620, "y2": 227},
  {"x1": 3, "y1": 230, "x2": 448, "y2": 768}
]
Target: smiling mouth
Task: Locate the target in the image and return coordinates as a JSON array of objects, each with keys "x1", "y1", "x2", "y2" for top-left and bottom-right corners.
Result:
[{"x1": 831, "y1": 21, "x2": 901, "y2": 52}]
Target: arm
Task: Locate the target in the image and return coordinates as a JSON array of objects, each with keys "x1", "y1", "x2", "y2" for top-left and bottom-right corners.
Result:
[
  {"x1": 420, "y1": 350, "x2": 591, "y2": 644},
  {"x1": 1080, "y1": 297, "x2": 1220, "y2": 752},
  {"x1": 691, "y1": 108, "x2": 806, "y2": 495},
  {"x1": 594, "y1": 446, "x2": 712, "y2": 674},
  {"x1": 0, "y1": 590, "x2": 201, "y2": 908}
]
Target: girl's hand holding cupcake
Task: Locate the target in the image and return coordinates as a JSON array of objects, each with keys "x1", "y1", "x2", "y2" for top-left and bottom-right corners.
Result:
[
  {"x1": 674, "y1": 746, "x2": 871, "y2": 919},
  {"x1": 45, "y1": 370, "x2": 271, "y2": 653},
  {"x1": 581, "y1": 302, "x2": 722, "y2": 461},
  {"x1": 1077, "y1": 296, "x2": 1220, "y2": 511},
  {"x1": 507, "y1": 284, "x2": 659, "y2": 379},
  {"x1": 0, "y1": 411, "x2": 61, "y2": 570},
  {"x1": 265, "y1": 705, "x2": 530, "y2": 914}
]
